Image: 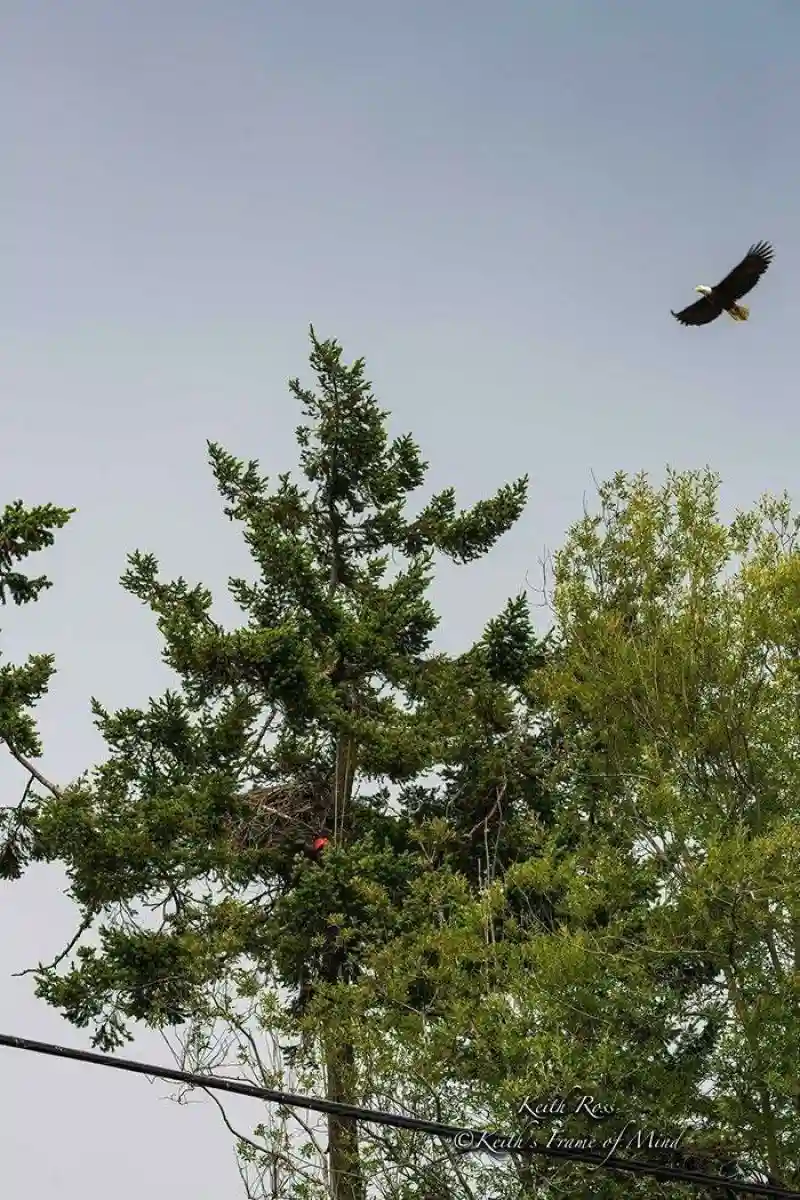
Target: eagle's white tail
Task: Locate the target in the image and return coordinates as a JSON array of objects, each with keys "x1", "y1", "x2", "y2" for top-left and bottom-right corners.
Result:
[{"x1": 726, "y1": 303, "x2": 749, "y2": 321}]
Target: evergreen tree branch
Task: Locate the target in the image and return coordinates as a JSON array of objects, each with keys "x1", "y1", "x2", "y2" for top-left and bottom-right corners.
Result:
[{"x1": 1, "y1": 739, "x2": 62, "y2": 798}]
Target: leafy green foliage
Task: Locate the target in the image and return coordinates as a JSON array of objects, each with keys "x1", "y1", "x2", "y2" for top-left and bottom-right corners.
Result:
[
  {"x1": 16, "y1": 381, "x2": 797, "y2": 1196},
  {"x1": 354, "y1": 469, "x2": 800, "y2": 1196}
]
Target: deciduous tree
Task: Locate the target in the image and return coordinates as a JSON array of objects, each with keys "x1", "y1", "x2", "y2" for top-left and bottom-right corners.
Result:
[{"x1": 362, "y1": 468, "x2": 800, "y2": 1197}]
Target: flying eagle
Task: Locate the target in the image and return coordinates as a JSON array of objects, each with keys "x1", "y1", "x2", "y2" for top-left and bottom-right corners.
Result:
[{"x1": 671, "y1": 241, "x2": 774, "y2": 327}]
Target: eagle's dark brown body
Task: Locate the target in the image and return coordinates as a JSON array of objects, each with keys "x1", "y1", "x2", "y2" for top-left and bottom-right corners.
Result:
[{"x1": 671, "y1": 241, "x2": 774, "y2": 327}]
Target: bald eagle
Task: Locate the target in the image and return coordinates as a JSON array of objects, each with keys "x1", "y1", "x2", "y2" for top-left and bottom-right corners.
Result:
[{"x1": 671, "y1": 241, "x2": 774, "y2": 327}]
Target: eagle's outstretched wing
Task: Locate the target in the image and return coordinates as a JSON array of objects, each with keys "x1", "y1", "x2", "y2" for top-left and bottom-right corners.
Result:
[
  {"x1": 713, "y1": 240, "x2": 774, "y2": 304},
  {"x1": 671, "y1": 297, "x2": 722, "y2": 326}
]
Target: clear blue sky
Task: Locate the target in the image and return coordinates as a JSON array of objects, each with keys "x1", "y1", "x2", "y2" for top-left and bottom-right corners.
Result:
[{"x1": 1, "y1": 2, "x2": 798, "y2": 1195}]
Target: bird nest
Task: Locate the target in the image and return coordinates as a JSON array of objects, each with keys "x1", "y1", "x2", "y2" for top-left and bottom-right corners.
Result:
[{"x1": 225, "y1": 779, "x2": 332, "y2": 853}]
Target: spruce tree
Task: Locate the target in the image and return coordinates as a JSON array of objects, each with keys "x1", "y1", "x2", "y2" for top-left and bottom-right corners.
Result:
[
  {"x1": 22, "y1": 331, "x2": 527, "y2": 1199},
  {"x1": 0, "y1": 498, "x2": 73, "y2": 877}
]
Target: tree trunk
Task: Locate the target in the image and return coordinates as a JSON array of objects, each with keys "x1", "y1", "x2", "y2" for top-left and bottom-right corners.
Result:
[
  {"x1": 324, "y1": 1035, "x2": 366, "y2": 1200},
  {"x1": 322, "y1": 729, "x2": 364, "y2": 1200}
]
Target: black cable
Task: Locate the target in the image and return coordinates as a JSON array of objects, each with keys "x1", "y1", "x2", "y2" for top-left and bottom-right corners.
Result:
[{"x1": 1, "y1": 1032, "x2": 797, "y2": 1197}]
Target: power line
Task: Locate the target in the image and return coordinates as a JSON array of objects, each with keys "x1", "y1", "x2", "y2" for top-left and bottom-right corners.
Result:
[{"x1": 1, "y1": 1031, "x2": 797, "y2": 1197}]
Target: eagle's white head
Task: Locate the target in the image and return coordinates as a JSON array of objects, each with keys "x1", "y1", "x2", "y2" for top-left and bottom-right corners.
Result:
[{"x1": 695, "y1": 285, "x2": 713, "y2": 296}]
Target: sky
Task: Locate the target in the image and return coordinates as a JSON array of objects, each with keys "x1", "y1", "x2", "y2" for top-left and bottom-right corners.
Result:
[{"x1": 1, "y1": 1, "x2": 799, "y2": 1194}]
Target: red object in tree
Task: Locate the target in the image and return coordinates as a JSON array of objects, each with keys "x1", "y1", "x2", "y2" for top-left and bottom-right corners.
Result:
[{"x1": 311, "y1": 836, "x2": 329, "y2": 855}]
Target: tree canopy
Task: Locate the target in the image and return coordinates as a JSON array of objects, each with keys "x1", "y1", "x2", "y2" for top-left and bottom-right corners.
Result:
[
  {"x1": 354, "y1": 468, "x2": 800, "y2": 1196},
  {"x1": 3, "y1": 345, "x2": 800, "y2": 1198}
]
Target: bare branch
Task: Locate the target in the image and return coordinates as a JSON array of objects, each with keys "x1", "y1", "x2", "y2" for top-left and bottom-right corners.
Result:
[
  {"x1": 1, "y1": 739, "x2": 62, "y2": 798},
  {"x1": 12, "y1": 914, "x2": 93, "y2": 978}
]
